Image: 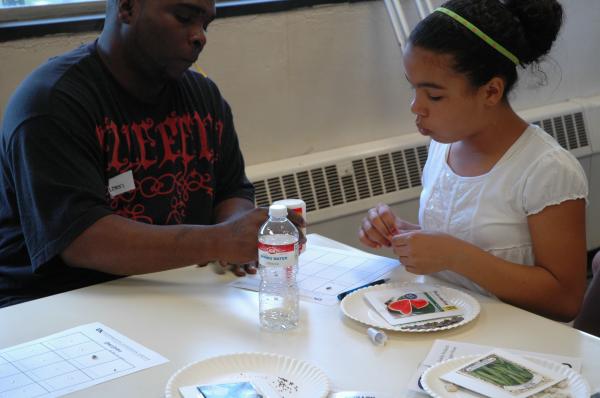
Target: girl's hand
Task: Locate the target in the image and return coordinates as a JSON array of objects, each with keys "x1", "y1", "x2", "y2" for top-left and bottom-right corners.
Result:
[
  {"x1": 359, "y1": 203, "x2": 397, "y2": 248},
  {"x1": 391, "y1": 230, "x2": 463, "y2": 274},
  {"x1": 359, "y1": 203, "x2": 420, "y2": 249}
]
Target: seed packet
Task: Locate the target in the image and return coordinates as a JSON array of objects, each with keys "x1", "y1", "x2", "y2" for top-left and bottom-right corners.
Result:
[
  {"x1": 440, "y1": 349, "x2": 567, "y2": 398},
  {"x1": 363, "y1": 287, "x2": 462, "y2": 326},
  {"x1": 179, "y1": 381, "x2": 264, "y2": 398}
]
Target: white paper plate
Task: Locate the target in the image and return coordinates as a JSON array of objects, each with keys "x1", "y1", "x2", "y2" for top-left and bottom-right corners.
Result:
[
  {"x1": 340, "y1": 282, "x2": 480, "y2": 332},
  {"x1": 421, "y1": 355, "x2": 591, "y2": 398},
  {"x1": 164, "y1": 352, "x2": 330, "y2": 398}
]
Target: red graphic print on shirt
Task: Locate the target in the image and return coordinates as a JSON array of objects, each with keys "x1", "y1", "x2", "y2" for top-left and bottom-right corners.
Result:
[{"x1": 95, "y1": 111, "x2": 223, "y2": 224}]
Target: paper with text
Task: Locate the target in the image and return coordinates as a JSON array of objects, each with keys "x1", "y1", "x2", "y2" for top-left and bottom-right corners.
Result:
[
  {"x1": 230, "y1": 244, "x2": 399, "y2": 305},
  {"x1": 0, "y1": 322, "x2": 168, "y2": 398}
]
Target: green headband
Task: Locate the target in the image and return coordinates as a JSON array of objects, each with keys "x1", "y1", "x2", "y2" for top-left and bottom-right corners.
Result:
[{"x1": 435, "y1": 7, "x2": 520, "y2": 66}]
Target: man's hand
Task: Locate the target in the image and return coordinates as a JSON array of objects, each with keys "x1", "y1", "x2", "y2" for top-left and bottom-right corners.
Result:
[
  {"x1": 285, "y1": 208, "x2": 307, "y2": 248},
  {"x1": 197, "y1": 260, "x2": 257, "y2": 276},
  {"x1": 216, "y1": 260, "x2": 257, "y2": 277},
  {"x1": 210, "y1": 199, "x2": 266, "y2": 275},
  {"x1": 217, "y1": 207, "x2": 269, "y2": 265},
  {"x1": 209, "y1": 202, "x2": 306, "y2": 276}
]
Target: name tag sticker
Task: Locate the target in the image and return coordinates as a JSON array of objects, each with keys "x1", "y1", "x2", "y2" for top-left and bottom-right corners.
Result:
[{"x1": 108, "y1": 170, "x2": 135, "y2": 198}]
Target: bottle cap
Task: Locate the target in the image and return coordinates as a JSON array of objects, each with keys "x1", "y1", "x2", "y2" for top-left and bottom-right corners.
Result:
[
  {"x1": 268, "y1": 204, "x2": 288, "y2": 218},
  {"x1": 273, "y1": 198, "x2": 305, "y2": 208},
  {"x1": 367, "y1": 327, "x2": 388, "y2": 346}
]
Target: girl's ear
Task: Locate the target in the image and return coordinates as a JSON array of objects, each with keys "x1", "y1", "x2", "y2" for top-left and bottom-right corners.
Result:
[
  {"x1": 117, "y1": 0, "x2": 135, "y2": 24},
  {"x1": 481, "y1": 76, "x2": 505, "y2": 106}
]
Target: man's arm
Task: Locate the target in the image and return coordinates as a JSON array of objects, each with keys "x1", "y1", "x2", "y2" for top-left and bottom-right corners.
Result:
[
  {"x1": 213, "y1": 197, "x2": 255, "y2": 224},
  {"x1": 61, "y1": 206, "x2": 268, "y2": 275}
]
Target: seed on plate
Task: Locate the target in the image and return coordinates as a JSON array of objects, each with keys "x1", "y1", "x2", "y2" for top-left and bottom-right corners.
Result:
[{"x1": 444, "y1": 383, "x2": 458, "y2": 392}]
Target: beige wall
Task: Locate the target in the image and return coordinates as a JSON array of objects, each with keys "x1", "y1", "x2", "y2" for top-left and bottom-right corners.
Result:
[{"x1": 1, "y1": 0, "x2": 599, "y2": 166}]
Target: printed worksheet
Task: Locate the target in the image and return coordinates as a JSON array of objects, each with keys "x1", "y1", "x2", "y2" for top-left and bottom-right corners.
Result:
[
  {"x1": 408, "y1": 339, "x2": 582, "y2": 396},
  {"x1": 0, "y1": 322, "x2": 168, "y2": 398},
  {"x1": 230, "y1": 244, "x2": 399, "y2": 305}
]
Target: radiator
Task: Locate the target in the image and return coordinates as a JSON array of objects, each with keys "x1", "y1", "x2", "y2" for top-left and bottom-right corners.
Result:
[{"x1": 246, "y1": 133, "x2": 429, "y2": 224}]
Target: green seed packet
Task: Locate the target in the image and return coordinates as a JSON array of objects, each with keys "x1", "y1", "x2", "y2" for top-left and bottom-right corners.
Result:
[{"x1": 441, "y1": 349, "x2": 566, "y2": 398}]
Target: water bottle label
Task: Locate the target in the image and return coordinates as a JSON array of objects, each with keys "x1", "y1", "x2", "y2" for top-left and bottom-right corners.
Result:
[{"x1": 258, "y1": 242, "x2": 298, "y2": 267}]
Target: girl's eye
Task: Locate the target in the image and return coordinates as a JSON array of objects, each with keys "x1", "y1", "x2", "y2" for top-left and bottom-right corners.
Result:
[{"x1": 428, "y1": 95, "x2": 443, "y2": 101}]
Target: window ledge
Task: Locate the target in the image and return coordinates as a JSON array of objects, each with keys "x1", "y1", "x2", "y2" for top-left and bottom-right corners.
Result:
[
  {"x1": 0, "y1": 0, "x2": 373, "y2": 42},
  {"x1": 0, "y1": 14, "x2": 104, "y2": 42}
]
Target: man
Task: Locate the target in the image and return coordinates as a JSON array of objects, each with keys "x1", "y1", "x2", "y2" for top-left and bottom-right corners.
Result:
[{"x1": 0, "y1": 0, "x2": 273, "y2": 307}]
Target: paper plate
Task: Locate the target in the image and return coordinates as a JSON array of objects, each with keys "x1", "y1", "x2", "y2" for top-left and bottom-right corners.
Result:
[
  {"x1": 421, "y1": 355, "x2": 590, "y2": 398},
  {"x1": 164, "y1": 352, "x2": 330, "y2": 398},
  {"x1": 340, "y1": 282, "x2": 480, "y2": 332}
]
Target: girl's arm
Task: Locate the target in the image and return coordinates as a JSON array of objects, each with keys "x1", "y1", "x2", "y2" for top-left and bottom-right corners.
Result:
[{"x1": 393, "y1": 199, "x2": 587, "y2": 321}]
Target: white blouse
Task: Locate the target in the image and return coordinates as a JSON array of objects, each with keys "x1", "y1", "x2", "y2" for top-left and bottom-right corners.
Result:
[{"x1": 419, "y1": 124, "x2": 588, "y2": 295}]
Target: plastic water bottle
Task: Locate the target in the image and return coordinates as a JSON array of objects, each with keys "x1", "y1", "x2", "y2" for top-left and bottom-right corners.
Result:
[{"x1": 258, "y1": 204, "x2": 300, "y2": 331}]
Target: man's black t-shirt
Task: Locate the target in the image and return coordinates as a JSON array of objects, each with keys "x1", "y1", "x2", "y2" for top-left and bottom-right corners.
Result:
[{"x1": 0, "y1": 42, "x2": 254, "y2": 307}]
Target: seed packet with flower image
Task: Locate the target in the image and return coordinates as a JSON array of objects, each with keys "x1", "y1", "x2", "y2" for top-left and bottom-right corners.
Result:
[{"x1": 363, "y1": 287, "x2": 463, "y2": 326}]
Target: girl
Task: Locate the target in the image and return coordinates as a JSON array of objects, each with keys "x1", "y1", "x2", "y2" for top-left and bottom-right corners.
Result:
[{"x1": 359, "y1": 0, "x2": 587, "y2": 321}]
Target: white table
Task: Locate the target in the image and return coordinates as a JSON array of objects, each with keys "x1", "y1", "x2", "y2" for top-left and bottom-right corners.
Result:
[{"x1": 1, "y1": 234, "x2": 599, "y2": 397}]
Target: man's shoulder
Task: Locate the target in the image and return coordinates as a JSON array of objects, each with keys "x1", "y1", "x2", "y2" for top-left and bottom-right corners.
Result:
[
  {"x1": 2, "y1": 42, "x2": 98, "y2": 133},
  {"x1": 172, "y1": 70, "x2": 232, "y2": 119},
  {"x1": 15, "y1": 41, "x2": 96, "y2": 99},
  {"x1": 180, "y1": 70, "x2": 224, "y2": 98}
]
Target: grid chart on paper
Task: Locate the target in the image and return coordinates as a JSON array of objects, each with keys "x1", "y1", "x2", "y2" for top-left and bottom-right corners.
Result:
[
  {"x1": 0, "y1": 332, "x2": 135, "y2": 398},
  {"x1": 296, "y1": 247, "x2": 397, "y2": 299}
]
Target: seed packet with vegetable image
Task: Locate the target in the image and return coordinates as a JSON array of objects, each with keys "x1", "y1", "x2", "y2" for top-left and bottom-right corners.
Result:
[
  {"x1": 179, "y1": 381, "x2": 265, "y2": 398},
  {"x1": 440, "y1": 349, "x2": 566, "y2": 398},
  {"x1": 363, "y1": 287, "x2": 463, "y2": 326}
]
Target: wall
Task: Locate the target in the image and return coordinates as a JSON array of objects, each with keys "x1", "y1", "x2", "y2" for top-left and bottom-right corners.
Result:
[
  {"x1": 2, "y1": 0, "x2": 599, "y2": 165},
  {"x1": 1, "y1": 0, "x2": 599, "y2": 247},
  {"x1": 2, "y1": 2, "x2": 409, "y2": 167}
]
